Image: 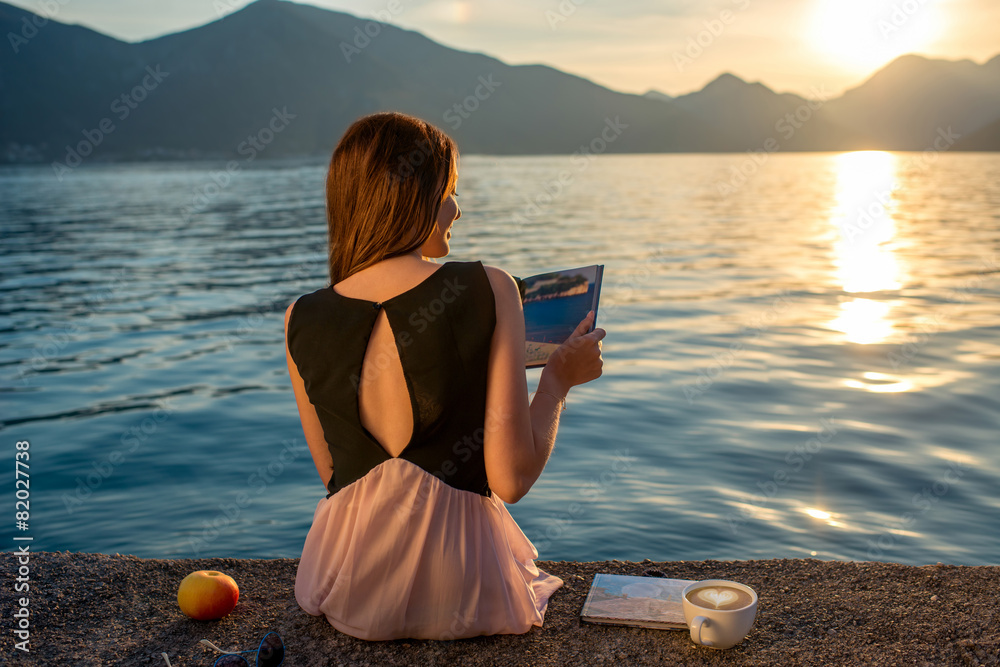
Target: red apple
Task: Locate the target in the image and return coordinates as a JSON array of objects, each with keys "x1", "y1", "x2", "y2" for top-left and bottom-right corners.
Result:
[{"x1": 177, "y1": 570, "x2": 239, "y2": 620}]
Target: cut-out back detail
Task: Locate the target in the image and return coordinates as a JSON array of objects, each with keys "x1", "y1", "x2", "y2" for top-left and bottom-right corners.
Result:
[
  {"x1": 339, "y1": 262, "x2": 451, "y2": 460},
  {"x1": 357, "y1": 307, "x2": 414, "y2": 458},
  {"x1": 286, "y1": 260, "x2": 497, "y2": 498}
]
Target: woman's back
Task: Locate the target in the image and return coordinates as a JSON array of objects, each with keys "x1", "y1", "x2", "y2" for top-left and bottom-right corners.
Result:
[
  {"x1": 332, "y1": 256, "x2": 520, "y2": 459},
  {"x1": 288, "y1": 259, "x2": 565, "y2": 640},
  {"x1": 286, "y1": 259, "x2": 496, "y2": 498}
]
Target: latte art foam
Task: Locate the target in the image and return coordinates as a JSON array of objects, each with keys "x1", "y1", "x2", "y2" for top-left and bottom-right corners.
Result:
[{"x1": 686, "y1": 585, "x2": 753, "y2": 610}]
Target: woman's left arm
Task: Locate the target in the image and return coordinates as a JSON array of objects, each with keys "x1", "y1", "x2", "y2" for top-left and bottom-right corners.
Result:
[{"x1": 285, "y1": 302, "x2": 334, "y2": 490}]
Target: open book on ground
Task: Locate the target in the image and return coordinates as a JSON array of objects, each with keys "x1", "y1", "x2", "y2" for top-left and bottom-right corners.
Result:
[
  {"x1": 580, "y1": 573, "x2": 694, "y2": 630},
  {"x1": 513, "y1": 264, "x2": 604, "y2": 369}
]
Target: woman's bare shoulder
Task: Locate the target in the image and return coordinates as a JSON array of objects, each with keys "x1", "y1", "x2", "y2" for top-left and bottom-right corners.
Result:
[
  {"x1": 481, "y1": 264, "x2": 521, "y2": 306},
  {"x1": 480, "y1": 264, "x2": 515, "y2": 289}
]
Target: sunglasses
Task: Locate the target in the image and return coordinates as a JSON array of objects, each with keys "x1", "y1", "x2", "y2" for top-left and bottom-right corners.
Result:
[{"x1": 161, "y1": 631, "x2": 284, "y2": 667}]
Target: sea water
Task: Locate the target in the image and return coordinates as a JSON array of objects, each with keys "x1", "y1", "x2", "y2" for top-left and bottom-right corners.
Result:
[{"x1": 1, "y1": 152, "x2": 998, "y2": 564}]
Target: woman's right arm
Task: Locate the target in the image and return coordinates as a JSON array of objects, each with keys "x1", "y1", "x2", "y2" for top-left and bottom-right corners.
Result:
[{"x1": 482, "y1": 266, "x2": 605, "y2": 504}]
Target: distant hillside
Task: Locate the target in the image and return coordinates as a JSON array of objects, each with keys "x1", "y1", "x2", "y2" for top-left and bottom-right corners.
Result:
[
  {"x1": 670, "y1": 73, "x2": 868, "y2": 151},
  {"x1": 643, "y1": 90, "x2": 674, "y2": 103},
  {"x1": 954, "y1": 115, "x2": 1000, "y2": 151},
  {"x1": 1, "y1": 0, "x2": 998, "y2": 163},
  {"x1": 0, "y1": 2, "x2": 136, "y2": 161},
  {"x1": 823, "y1": 54, "x2": 1000, "y2": 150},
  {"x1": 0, "y1": 0, "x2": 728, "y2": 162}
]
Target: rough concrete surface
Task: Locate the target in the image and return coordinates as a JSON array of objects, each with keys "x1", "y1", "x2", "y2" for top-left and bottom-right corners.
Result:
[{"x1": 2, "y1": 552, "x2": 998, "y2": 666}]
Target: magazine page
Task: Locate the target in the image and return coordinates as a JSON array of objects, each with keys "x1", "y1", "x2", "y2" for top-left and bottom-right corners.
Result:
[{"x1": 517, "y1": 264, "x2": 604, "y2": 369}]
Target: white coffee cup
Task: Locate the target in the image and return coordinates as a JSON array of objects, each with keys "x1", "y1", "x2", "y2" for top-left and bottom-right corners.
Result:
[{"x1": 681, "y1": 579, "x2": 758, "y2": 649}]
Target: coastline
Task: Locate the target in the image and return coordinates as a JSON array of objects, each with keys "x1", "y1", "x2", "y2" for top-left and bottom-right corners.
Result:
[{"x1": 2, "y1": 552, "x2": 997, "y2": 665}]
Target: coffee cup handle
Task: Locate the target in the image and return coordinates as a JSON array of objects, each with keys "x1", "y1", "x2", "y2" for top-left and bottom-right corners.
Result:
[{"x1": 690, "y1": 616, "x2": 714, "y2": 647}]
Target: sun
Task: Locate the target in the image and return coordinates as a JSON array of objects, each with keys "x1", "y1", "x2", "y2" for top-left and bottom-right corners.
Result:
[
  {"x1": 809, "y1": 0, "x2": 944, "y2": 73},
  {"x1": 451, "y1": 0, "x2": 472, "y2": 24}
]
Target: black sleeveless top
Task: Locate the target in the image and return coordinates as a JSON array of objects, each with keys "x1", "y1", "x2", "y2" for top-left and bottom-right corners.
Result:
[{"x1": 286, "y1": 260, "x2": 496, "y2": 499}]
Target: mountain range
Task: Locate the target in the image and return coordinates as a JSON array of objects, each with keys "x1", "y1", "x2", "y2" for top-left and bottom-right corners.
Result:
[{"x1": 2, "y1": 0, "x2": 999, "y2": 163}]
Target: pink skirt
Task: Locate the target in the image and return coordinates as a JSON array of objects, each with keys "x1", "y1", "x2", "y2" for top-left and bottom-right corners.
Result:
[{"x1": 294, "y1": 457, "x2": 564, "y2": 640}]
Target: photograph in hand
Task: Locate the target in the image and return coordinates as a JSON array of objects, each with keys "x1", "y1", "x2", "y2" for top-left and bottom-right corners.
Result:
[{"x1": 515, "y1": 265, "x2": 604, "y2": 368}]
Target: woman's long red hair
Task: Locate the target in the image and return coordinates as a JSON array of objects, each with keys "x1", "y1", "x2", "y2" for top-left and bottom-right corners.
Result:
[{"x1": 326, "y1": 112, "x2": 458, "y2": 285}]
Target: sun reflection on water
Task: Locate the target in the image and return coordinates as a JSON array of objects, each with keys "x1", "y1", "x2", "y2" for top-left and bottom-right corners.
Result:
[
  {"x1": 830, "y1": 299, "x2": 894, "y2": 344},
  {"x1": 801, "y1": 507, "x2": 846, "y2": 528},
  {"x1": 843, "y1": 371, "x2": 913, "y2": 393},
  {"x1": 827, "y1": 151, "x2": 907, "y2": 345}
]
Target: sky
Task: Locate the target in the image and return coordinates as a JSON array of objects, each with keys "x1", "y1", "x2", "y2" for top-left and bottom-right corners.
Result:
[{"x1": 8, "y1": 0, "x2": 1000, "y2": 97}]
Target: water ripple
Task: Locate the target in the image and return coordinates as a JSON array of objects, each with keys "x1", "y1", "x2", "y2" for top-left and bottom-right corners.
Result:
[{"x1": 1, "y1": 153, "x2": 998, "y2": 564}]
